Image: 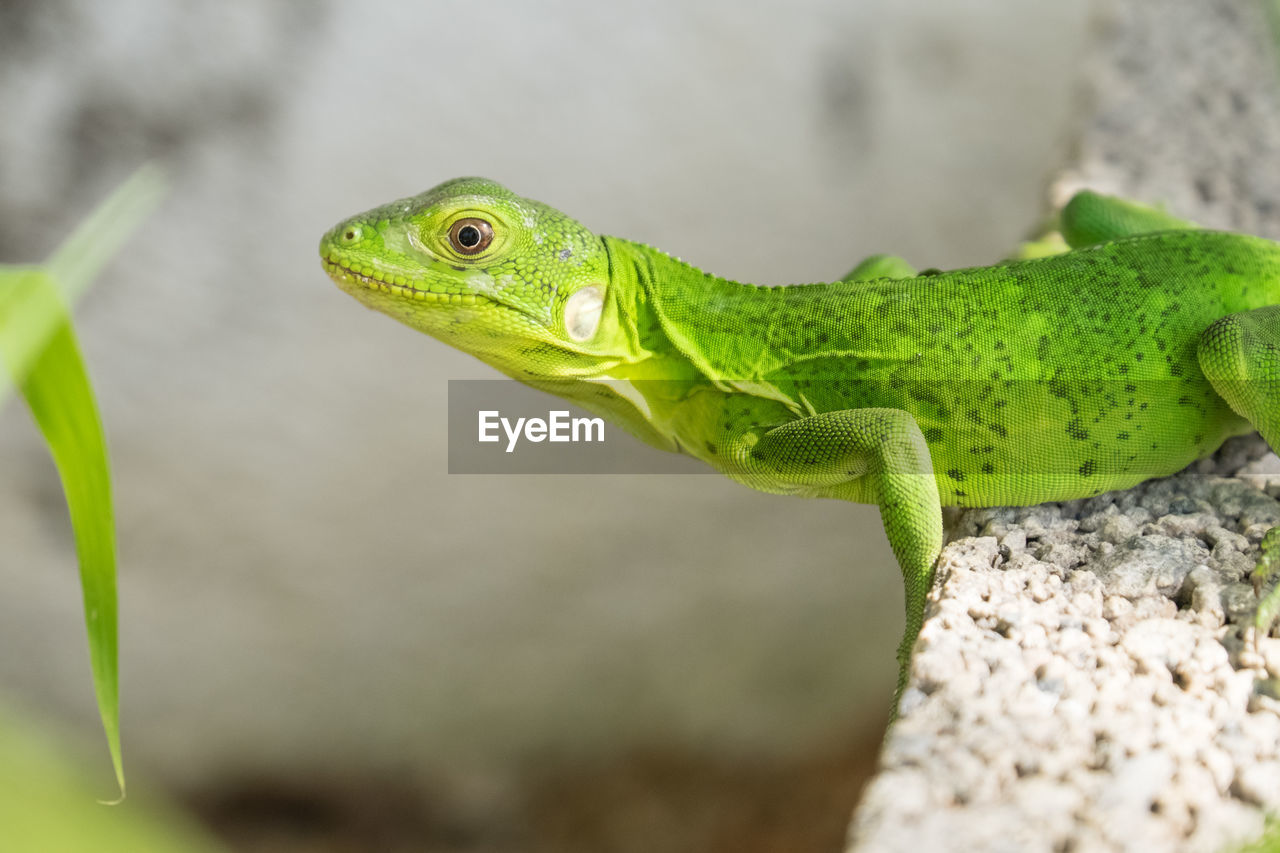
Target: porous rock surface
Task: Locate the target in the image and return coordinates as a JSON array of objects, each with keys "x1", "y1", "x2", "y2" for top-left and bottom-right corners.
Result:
[{"x1": 851, "y1": 436, "x2": 1280, "y2": 852}]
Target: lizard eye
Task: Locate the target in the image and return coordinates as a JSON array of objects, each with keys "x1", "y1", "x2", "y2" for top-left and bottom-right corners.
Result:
[
  {"x1": 564, "y1": 285, "x2": 604, "y2": 341},
  {"x1": 448, "y1": 218, "x2": 494, "y2": 255}
]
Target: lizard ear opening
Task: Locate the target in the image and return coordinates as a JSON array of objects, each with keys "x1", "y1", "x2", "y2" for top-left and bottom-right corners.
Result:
[{"x1": 564, "y1": 285, "x2": 604, "y2": 342}]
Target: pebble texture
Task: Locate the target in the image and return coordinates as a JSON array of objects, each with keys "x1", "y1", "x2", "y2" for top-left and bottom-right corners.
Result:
[{"x1": 849, "y1": 1, "x2": 1280, "y2": 851}]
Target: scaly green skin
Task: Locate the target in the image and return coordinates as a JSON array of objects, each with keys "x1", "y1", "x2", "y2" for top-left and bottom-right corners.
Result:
[{"x1": 320, "y1": 178, "x2": 1280, "y2": 706}]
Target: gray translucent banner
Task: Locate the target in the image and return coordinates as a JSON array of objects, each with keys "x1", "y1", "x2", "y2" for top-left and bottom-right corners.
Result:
[{"x1": 448, "y1": 377, "x2": 1249, "y2": 477}]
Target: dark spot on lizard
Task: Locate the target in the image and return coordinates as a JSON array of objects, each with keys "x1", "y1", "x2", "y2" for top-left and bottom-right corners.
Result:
[
  {"x1": 1079, "y1": 460, "x2": 1096, "y2": 477},
  {"x1": 1066, "y1": 419, "x2": 1089, "y2": 440},
  {"x1": 947, "y1": 469, "x2": 965, "y2": 481}
]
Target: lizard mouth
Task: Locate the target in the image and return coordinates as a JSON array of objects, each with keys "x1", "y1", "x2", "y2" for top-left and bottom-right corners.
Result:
[{"x1": 322, "y1": 257, "x2": 489, "y2": 306}]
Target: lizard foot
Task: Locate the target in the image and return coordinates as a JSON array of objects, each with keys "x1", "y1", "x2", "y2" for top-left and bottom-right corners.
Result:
[{"x1": 1251, "y1": 526, "x2": 1280, "y2": 648}]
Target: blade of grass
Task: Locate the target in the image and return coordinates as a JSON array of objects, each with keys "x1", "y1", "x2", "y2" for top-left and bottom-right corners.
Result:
[
  {"x1": 0, "y1": 268, "x2": 58, "y2": 411},
  {"x1": 0, "y1": 165, "x2": 167, "y2": 408},
  {"x1": 0, "y1": 704, "x2": 227, "y2": 852},
  {"x1": 9, "y1": 303, "x2": 123, "y2": 800},
  {"x1": 46, "y1": 164, "x2": 168, "y2": 305},
  {"x1": 0, "y1": 166, "x2": 167, "y2": 800}
]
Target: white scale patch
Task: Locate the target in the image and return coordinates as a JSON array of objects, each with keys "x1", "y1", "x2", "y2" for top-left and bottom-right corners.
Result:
[{"x1": 564, "y1": 285, "x2": 603, "y2": 341}]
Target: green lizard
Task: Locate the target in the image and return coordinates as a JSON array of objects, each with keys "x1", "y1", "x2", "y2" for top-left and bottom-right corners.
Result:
[{"x1": 320, "y1": 179, "x2": 1280, "y2": 703}]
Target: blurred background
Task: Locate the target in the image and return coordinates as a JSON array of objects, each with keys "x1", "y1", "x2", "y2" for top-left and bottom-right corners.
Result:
[{"x1": 0, "y1": 1, "x2": 1091, "y2": 849}]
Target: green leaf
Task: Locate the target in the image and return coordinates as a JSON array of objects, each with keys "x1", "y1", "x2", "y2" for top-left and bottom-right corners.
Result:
[
  {"x1": 0, "y1": 166, "x2": 167, "y2": 800},
  {"x1": 17, "y1": 313, "x2": 123, "y2": 799},
  {"x1": 0, "y1": 704, "x2": 225, "y2": 852},
  {"x1": 46, "y1": 165, "x2": 168, "y2": 306},
  {"x1": 0, "y1": 268, "x2": 62, "y2": 411},
  {"x1": 0, "y1": 165, "x2": 166, "y2": 406}
]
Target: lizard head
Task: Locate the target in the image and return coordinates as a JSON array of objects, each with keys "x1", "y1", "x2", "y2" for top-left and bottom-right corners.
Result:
[{"x1": 320, "y1": 177, "x2": 637, "y2": 378}]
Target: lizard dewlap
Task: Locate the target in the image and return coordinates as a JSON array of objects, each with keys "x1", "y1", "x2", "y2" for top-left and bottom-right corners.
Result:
[{"x1": 321, "y1": 179, "x2": 1280, "y2": 703}]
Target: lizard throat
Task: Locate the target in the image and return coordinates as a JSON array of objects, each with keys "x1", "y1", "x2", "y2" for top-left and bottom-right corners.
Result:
[{"x1": 322, "y1": 258, "x2": 489, "y2": 306}]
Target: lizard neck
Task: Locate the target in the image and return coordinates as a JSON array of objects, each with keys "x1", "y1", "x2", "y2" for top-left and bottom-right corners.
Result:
[
  {"x1": 491, "y1": 237, "x2": 705, "y2": 454},
  {"x1": 592, "y1": 237, "x2": 816, "y2": 441},
  {"x1": 599, "y1": 236, "x2": 711, "y2": 380},
  {"x1": 603, "y1": 235, "x2": 789, "y2": 384}
]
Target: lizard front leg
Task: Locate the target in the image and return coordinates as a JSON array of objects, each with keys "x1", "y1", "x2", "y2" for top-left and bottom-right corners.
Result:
[
  {"x1": 726, "y1": 408, "x2": 943, "y2": 711},
  {"x1": 1199, "y1": 306, "x2": 1280, "y2": 637},
  {"x1": 1059, "y1": 190, "x2": 1197, "y2": 247},
  {"x1": 1018, "y1": 191, "x2": 1198, "y2": 259},
  {"x1": 840, "y1": 254, "x2": 918, "y2": 282}
]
